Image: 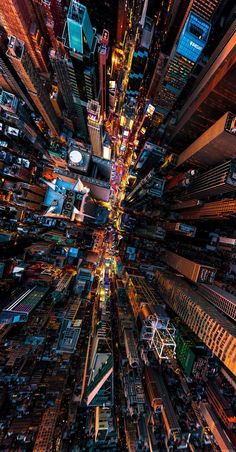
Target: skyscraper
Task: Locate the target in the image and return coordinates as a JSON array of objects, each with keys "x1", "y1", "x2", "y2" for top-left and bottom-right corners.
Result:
[
  {"x1": 49, "y1": 48, "x2": 84, "y2": 134},
  {"x1": 6, "y1": 36, "x2": 60, "y2": 136},
  {"x1": 147, "y1": 0, "x2": 224, "y2": 140},
  {"x1": 87, "y1": 100, "x2": 103, "y2": 156},
  {"x1": 0, "y1": 89, "x2": 40, "y2": 144},
  {"x1": 0, "y1": 34, "x2": 34, "y2": 111},
  {"x1": 116, "y1": 0, "x2": 128, "y2": 46},
  {"x1": 63, "y1": 1, "x2": 98, "y2": 101},
  {"x1": 34, "y1": 0, "x2": 67, "y2": 49},
  {"x1": 191, "y1": 0, "x2": 223, "y2": 22},
  {"x1": 177, "y1": 198, "x2": 236, "y2": 220},
  {"x1": 133, "y1": 141, "x2": 166, "y2": 178},
  {"x1": 167, "y1": 20, "x2": 236, "y2": 149},
  {"x1": 161, "y1": 250, "x2": 216, "y2": 284},
  {"x1": 51, "y1": 0, "x2": 99, "y2": 138},
  {"x1": 125, "y1": 169, "x2": 165, "y2": 210},
  {"x1": 98, "y1": 30, "x2": 109, "y2": 118},
  {"x1": 179, "y1": 160, "x2": 236, "y2": 200},
  {"x1": 198, "y1": 284, "x2": 236, "y2": 322},
  {"x1": 0, "y1": 0, "x2": 49, "y2": 72},
  {"x1": 156, "y1": 270, "x2": 236, "y2": 376},
  {"x1": 176, "y1": 112, "x2": 236, "y2": 169},
  {"x1": 153, "y1": 11, "x2": 211, "y2": 125}
]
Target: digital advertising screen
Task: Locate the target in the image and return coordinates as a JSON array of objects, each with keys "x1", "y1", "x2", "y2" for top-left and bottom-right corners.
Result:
[{"x1": 177, "y1": 12, "x2": 210, "y2": 63}]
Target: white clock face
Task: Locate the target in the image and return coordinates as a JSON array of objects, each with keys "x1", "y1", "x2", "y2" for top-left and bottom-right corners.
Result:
[{"x1": 69, "y1": 150, "x2": 82, "y2": 164}]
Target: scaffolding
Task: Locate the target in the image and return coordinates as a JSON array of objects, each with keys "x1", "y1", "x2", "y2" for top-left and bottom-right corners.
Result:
[{"x1": 140, "y1": 305, "x2": 176, "y2": 360}]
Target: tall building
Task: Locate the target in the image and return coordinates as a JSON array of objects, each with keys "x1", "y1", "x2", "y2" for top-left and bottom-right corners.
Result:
[
  {"x1": 0, "y1": 0, "x2": 49, "y2": 72},
  {"x1": 34, "y1": 0, "x2": 67, "y2": 49},
  {"x1": 152, "y1": 11, "x2": 211, "y2": 125},
  {"x1": 125, "y1": 169, "x2": 165, "y2": 209},
  {"x1": 95, "y1": 407, "x2": 114, "y2": 444},
  {"x1": 140, "y1": 16, "x2": 154, "y2": 51},
  {"x1": 6, "y1": 36, "x2": 60, "y2": 136},
  {"x1": 0, "y1": 34, "x2": 34, "y2": 111},
  {"x1": 62, "y1": 1, "x2": 98, "y2": 102},
  {"x1": 51, "y1": 0, "x2": 99, "y2": 138},
  {"x1": 86, "y1": 300, "x2": 113, "y2": 406},
  {"x1": 198, "y1": 284, "x2": 236, "y2": 322},
  {"x1": 33, "y1": 400, "x2": 61, "y2": 452},
  {"x1": 177, "y1": 198, "x2": 236, "y2": 221},
  {"x1": 98, "y1": 30, "x2": 109, "y2": 118},
  {"x1": 156, "y1": 270, "x2": 236, "y2": 376},
  {"x1": 148, "y1": 0, "x2": 225, "y2": 139},
  {"x1": 87, "y1": 100, "x2": 103, "y2": 156},
  {"x1": 167, "y1": 19, "x2": 236, "y2": 149},
  {"x1": 205, "y1": 381, "x2": 236, "y2": 430},
  {"x1": 199, "y1": 402, "x2": 235, "y2": 451},
  {"x1": 180, "y1": 159, "x2": 236, "y2": 200},
  {"x1": 49, "y1": 48, "x2": 85, "y2": 134},
  {"x1": 144, "y1": 367, "x2": 182, "y2": 443},
  {"x1": 146, "y1": 0, "x2": 190, "y2": 101},
  {"x1": 191, "y1": 0, "x2": 223, "y2": 22},
  {"x1": 125, "y1": 273, "x2": 176, "y2": 360},
  {"x1": 0, "y1": 89, "x2": 40, "y2": 144},
  {"x1": 50, "y1": 84, "x2": 64, "y2": 119},
  {"x1": 164, "y1": 222, "x2": 196, "y2": 238},
  {"x1": 0, "y1": 286, "x2": 48, "y2": 324},
  {"x1": 116, "y1": 0, "x2": 128, "y2": 46},
  {"x1": 162, "y1": 250, "x2": 217, "y2": 283},
  {"x1": 133, "y1": 141, "x2": 166, "y2": 177},
  {"x1": 176, "y1": 112, "x2": 236, "y2": 169}
]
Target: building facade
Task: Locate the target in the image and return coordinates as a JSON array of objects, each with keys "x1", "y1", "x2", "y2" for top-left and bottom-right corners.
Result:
[
  {"x1": 7, "y1": 36, "x2": 60, "y2": 136},
  {"x1": 156, "y1": 270, "x2": 236, "y2": 376}
]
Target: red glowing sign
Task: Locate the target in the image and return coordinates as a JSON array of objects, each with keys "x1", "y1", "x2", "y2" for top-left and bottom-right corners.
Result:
[{"x1": 101, "y1": 29, "x2": 109, "y2": 45}]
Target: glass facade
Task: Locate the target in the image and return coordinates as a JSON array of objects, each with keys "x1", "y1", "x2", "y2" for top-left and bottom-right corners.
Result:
[
  {"x1": 67, "y1": 1, "x2": 94, "y2": 54},
  {"x1": 177, "y1": 12, "x2": 211, "y2": 63}
]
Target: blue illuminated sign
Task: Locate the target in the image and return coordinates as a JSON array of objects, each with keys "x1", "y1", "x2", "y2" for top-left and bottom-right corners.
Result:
[
  {"x1": 69, "y1": 247, "x2": 78, "y2": 257},
  {"x1": 136, "y1": 149, "x2": 149, "y2": 169},
  {"x1": 67, "y1": 3, "x2": 94, "y2": 53},
  {"x1": 177, "y1": 12, "x2": 210, "y2": 63}
]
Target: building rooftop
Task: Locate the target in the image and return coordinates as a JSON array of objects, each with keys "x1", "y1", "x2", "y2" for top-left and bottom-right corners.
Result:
[
  {"x1": 57, "y1": 318, "x2": 81, "y2": 353},
  {"x1": 66, "y1": 0, "x2": 95, "y2": 54},
  {"x1": 157, "y1": 271, "x2": 236, "y2": 337},
  {"x1": 0, "y1": 90, "x2": 18, "y2": 113},
  {"x1": 68, "y1": 141, "x2": 91, "y2": 173},
  {"x1": 0, "y1": 286, "x2": 48, "y2": 324}
]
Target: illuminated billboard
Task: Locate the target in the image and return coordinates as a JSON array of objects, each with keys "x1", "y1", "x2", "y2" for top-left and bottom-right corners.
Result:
[
  {"x1": 101, "y1": 29, "x2": 109, "y2": 45},
  {"x1": 177, "y1": 12, "x2": 210, "y2": 63},
  {"x1": 146, "y1": 104, "x2": 155, "y2": 116},
  {"x1": 87, "y1": 100, "x2": 101, "y2": 122},
  {"x1": 7, "y1": 126, "x2": 19, "y2": 136}
]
